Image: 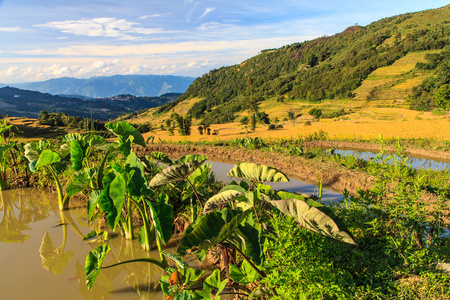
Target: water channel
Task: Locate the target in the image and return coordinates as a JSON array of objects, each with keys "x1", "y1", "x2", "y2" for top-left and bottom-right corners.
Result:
[
  {"x1": 0, "y1": 160, "x2": 342, "y2": 299},
  {"x1": 331, "y1": 148, "x2": 450, "y2": 171}
]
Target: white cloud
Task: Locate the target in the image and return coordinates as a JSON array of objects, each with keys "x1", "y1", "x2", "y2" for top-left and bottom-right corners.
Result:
[
  {"x1": 0, "y1": 26, "x2": 23, "y2": 32},
  {"x1": 139, "y1": 14, "x2": 161, "y2": 19},
  {"x1": 14, "y1": 35, "x2": 316, "y2": 59},
  {"x1": 186, "y1": 1, "x2": 199, "y2": 22},
  {"x1": 187, "y1": 61, "x2": 197, "y2": 67},
  {"x1": 35, "y1": 18, "x2": 174, "y2": 40},
  {"x1": 198, "y1": 7, "x2": 216, "y2": 20}
]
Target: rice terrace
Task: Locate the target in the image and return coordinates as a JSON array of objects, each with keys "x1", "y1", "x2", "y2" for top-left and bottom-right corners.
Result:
[{"x1": 3, "y1": 2, "x2": 450, "y2": 300}]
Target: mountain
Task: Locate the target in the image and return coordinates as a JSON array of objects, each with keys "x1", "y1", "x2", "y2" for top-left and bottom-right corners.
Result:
[
  {"x1": 11, "y1": 74, "x2": 195, "y2": 98},
  {"x1": 154, "y1": 5, "x2": 450, "y2": 124},
  {"x1": 0, "y1": 86, "x2": 179, "y2": 120}
]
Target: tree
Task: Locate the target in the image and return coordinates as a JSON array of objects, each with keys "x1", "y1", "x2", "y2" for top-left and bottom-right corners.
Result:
[
  {"x1": 288, "y1": 110, "x2": 296, "y2": 126},
  {"x1": 309, "y1": 108, "x2": 322, "y2": 119},
  {"x1": 171, "y1": 112, "x2": 192, "y2": 136},
  {"x1": 435, "y1": 84, "x2": 450, "y2": 111}
]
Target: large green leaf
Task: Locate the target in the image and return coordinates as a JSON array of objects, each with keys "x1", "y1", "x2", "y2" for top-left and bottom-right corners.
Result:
[
  {"x1": 63, "y1": 132, "x2": 82, "y2": 143},
  {"x1": 108, "y1": 173, "x2": 127, "y2": 230},
  {"x1": 105, "y1": 121, "x2": 146, "y2": 148},
  {"x1": 60, "y1": 133, "x2": 82, "y2": 157},
  {"x1": 150, "y1": 151, "x2": 173, "y2": 165},
  {"x1": 70, "y1": 140, "x2": 85, "y2": 171},
  {"x1": 24, "y1": 142, "x2": 40, "y2": 164},
  {"x1": 219, "y1": 184, "x2": 246, "y2": 193},
  {"x1": 125, "y1": 152, "x2": 147, "y2": 197},
  {"x1": 65, "y1": 171, "x2": 88, "y2": 197},
  {"x1": 148, "y1": 193, "x2": 173, "y2": 245},
  {"x1": 267, "y1": 198, "x2": 356, "y2": 245},
  {"x1": 148, "y1": 160, "x2": 204, "y2": 187},
  {"x1": 277, "y1": 191, "x2": 320, "y2": 207},
  {"x1": 203, "y1": 269, "x2": 228, "y2": 294},
  {"x1": 203, "y1": 190, "x2": 243, "y2": 214},
  {"x1": 0, "y1": 143, "x2": 14, "y2": 159},
  {"x1": 229, "y1": 260, "x2": 259, "y2": 286},
  {"x1": 85, "y1": 244, "x2": 111, "y2": 290},
  {"x1": 87, "y1": 135, "x2": 110, "y2": 151},
  {"x1": 36, "y1": 150, "x2": 61, "y2": 168},
  {"x1": 161, "y1": 251, "x2": 188, "y2": 269},
  {"x1": 183, "y1": 163, "x2": 212, "y2": 201},
  {"x1": 236, "y1": 216, "x2": 263, "y2": 265},
  {"x1": 175, "y1": 154, "x2": 208, "y2": 164},
  {"x1": 178, "y1": 209, "x2": 250, "y2": 256},
  {"x1": 227, "y1": 162, "x2": 289, "y2": 183},
  {"x1": 117, "y1": 135, "x2": 132, "y2": 156},
  {"x1": 87, "y1": 190, "x2": 101, "y2": 220}
]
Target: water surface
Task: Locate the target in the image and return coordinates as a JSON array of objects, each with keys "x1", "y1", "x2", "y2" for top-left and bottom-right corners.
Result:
[
  {"x1": 0, "y1": 188, "x2": 173, "y2": 300},
  {"x1": 332, "y1": 148, "x2": 450, "y2": 171}
]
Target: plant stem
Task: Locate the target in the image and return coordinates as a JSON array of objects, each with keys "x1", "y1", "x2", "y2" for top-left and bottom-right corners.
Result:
[
  {"x1": 133, "y1": 198, "x2": 152, "y2": 251},
  {"x1": 227, "y1": 240, "x2": 266, "y2": 279},
  {"x1": 126, "y1": 196, "x2": 134, "y2": 239},
  {"x1": 47, "y1": 165, "x2": 68, "y2": 210},
  {"x1": 186, "y1": 177, "x2": 204, "y2": 209}
]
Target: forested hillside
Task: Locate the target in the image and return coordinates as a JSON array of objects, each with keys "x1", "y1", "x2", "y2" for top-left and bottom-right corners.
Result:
[{"x1": 156, "y1": 5, "x2": 450, "y2": 124}]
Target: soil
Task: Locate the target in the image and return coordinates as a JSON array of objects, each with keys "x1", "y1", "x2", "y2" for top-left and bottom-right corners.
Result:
[{"x1": 136, "y1": 143, "x2": 375, "y2": 196}]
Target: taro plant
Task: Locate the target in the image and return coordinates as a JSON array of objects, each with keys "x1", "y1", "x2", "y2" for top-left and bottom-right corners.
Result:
[
  {"x1": 0, "y1": 120, "x2": 21, "y2": 190},
  {"x1": 178, "y1": 162, "x2": 356, "y2": 297},
  {"x1": 25, "y1": 145, "x2": 70, "y2": 210},
  {"x1": 84, "y1": 154, "x2": 209, "y2": 290},
  {"x1": 84, "y1": 160, "x2": 355, "y2": 298}
]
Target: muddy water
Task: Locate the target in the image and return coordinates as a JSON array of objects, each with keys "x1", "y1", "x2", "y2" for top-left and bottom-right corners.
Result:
[
  {"x1": 0, "y1": 188, "x2": 182, "y2": 300},
  {"x1": 207, "y1": 160, "x2": 343, "y2": 204},
  {"x1": 332, "y1": 148, "x2": 450, "y2": 171}
]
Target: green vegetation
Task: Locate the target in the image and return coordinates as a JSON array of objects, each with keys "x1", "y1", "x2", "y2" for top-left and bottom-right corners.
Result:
[
  {"x1": 1, "y1": 119, "x2": 450, "y2": 298},
  {"x1": 153, "y1": 5, "x2": 450, "y2": 125},
  {"x1": 409, "y1": 48, "x2": 450, "y2": 110}
]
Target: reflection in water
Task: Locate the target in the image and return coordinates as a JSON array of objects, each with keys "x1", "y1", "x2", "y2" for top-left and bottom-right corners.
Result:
[
  {"x1": 39, "y1": 212, "x2": 74, "y2": 275},
  {"x1": 0, "y1": 188, "x2": 168, "y2": 299},
  {"x1": 0, "y1": 191, "x2": 31, "y2": 243}
]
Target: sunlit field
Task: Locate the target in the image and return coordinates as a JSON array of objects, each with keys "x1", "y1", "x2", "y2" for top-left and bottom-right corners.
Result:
[{"x1": 130, "y1": 99, "x2": 450, "y2": 143}]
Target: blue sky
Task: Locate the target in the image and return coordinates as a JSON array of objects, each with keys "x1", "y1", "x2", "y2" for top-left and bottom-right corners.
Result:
[{"x1": 0, "y1": 0, "x2": 449, "y2": 83}]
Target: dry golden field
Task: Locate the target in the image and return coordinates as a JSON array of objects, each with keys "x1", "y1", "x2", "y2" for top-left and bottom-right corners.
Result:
[{"x1": 133, "y1": 99, "x2": 450, "y2": 143}]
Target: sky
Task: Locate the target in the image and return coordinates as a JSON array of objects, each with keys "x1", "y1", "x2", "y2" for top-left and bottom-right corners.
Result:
[{"x1": 0, "y1": 0, "x2": 449, "y2": 84}]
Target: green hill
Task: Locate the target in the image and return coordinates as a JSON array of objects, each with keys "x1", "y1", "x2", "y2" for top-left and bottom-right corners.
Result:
[{"x1": 155, "y1": 5, "x2": 450, "y2": 125}]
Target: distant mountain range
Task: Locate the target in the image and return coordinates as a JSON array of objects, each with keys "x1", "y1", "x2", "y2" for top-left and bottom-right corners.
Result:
[
  {"x1": 0, "y1": 86, "x2": 180, "y2": 121},
  {"x1": 3, "y1": 74, "x2": 195, "y2": 98}
]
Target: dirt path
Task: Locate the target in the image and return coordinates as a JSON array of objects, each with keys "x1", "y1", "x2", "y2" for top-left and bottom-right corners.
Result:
[{"x1": 137, "y1": 144, "x2": 374, "y2": 196}]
